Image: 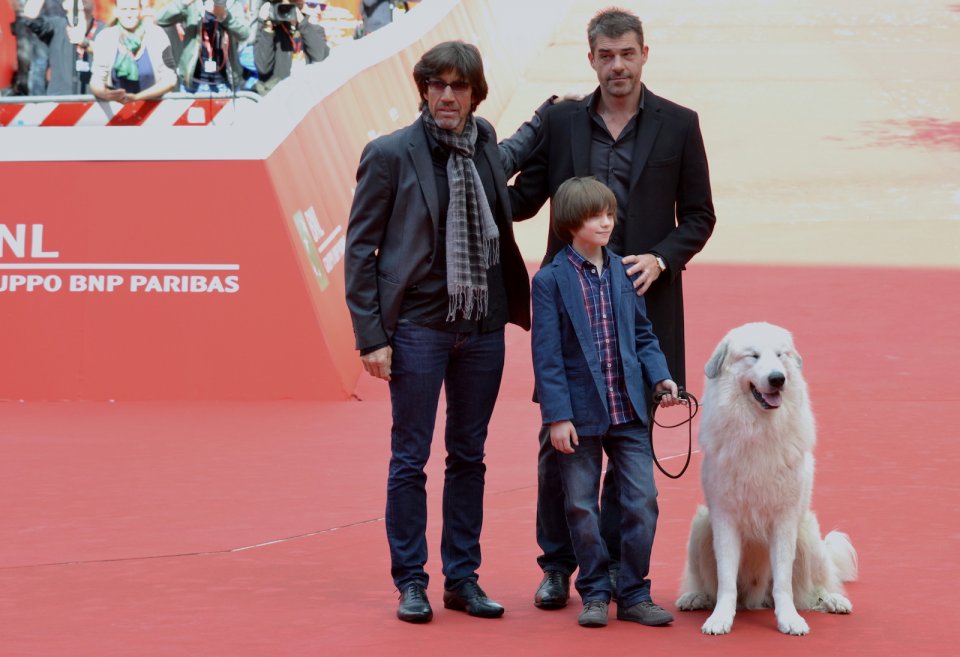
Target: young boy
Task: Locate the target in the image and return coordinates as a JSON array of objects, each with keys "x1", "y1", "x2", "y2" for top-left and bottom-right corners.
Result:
[{"x1": 531, "y1": 177, "x2": 680, "y2": 628}]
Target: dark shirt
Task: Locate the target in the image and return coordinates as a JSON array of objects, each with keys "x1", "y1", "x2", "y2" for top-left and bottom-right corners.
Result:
[
  {"x1": 111, "y1": 48, "x2": 157, "y2": 93},
  {"x1": 193, "y1": 11, "x2": 229, "y2": 85},
  {"x1": 566, "y1": 245, "x2": 637, "y2": 425},
  {"x1": 586, "y1": 87, "x2": 644, "y2": 255},
  {"x1": 42, "y1": 0, "x2": 67, "y2": 18},
  {"x1": 398, "y1": 121, "x2": 509, "y2": 334}
]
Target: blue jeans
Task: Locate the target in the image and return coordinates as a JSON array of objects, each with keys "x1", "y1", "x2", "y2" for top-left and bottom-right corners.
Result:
[
  {"x1": 386, "y1": 321, "x2": 505, "y2": 590},
  {"x1": 536, "y1": 426, "x2": 621, "y2": 574},
  {"x1": 555, "y1": 421, "x2": 658, "y2": 607}
]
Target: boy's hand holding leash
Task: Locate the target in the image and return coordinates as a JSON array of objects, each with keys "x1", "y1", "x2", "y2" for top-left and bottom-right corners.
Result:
[{"x1": 654, "y1": 379, "x2": 680, "y2": 407}]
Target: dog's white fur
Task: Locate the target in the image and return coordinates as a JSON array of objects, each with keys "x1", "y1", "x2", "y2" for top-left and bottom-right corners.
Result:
[{"x1": 676, "y1": 322, "x2": 857, "y2": 635}]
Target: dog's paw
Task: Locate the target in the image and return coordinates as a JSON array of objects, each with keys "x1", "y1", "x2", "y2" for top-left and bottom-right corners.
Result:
[
  {"x1": 701, "y1": 611, "x2": 734, "y2": 635},
  {"x1": 776, "y1": 609, "x2": 810, "y2": 635},
  {"x1": 818, "y1": 592, "x2": 852, "y2": 614},
  {"x1": 677, "y1": 592, "x2": 714, "y2": 611}
]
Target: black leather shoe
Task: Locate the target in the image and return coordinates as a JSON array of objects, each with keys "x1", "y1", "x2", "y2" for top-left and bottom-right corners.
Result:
[
  {"x1": 397, "y1": 583, "x2": 433, "y2": 623},
  {"x1": 534, "y1": 571, "x2": 570, "y2": 609},
  {"x1": 443, "y1": 580, "x2": 504, "y2": 618}
]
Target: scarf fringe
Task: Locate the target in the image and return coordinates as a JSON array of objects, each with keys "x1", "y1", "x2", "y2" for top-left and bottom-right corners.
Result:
[{"x1": 447, "y1": 284, "x2": 490, "y2": 322}]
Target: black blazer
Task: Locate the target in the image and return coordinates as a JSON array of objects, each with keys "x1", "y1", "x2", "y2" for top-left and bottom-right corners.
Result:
[
  {"x1": 345, "y1": 116, "x2": 531, "y2": 352},
  {"x1": 509, "y1": 86, "x2": 716, "y2": 385}
]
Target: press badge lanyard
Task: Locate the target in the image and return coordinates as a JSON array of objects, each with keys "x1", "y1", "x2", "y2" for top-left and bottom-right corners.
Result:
[{"x1": 201, "y1": 14, "x2": 228, "y2": 74}]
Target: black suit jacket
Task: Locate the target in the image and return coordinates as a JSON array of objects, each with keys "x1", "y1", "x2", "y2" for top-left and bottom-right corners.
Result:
[
  {"x1": 345, "y1": 116, "x2": 531, "y2": 352},
  {"x1": 509, "y1": 86, "x2": 715, "y2": 385}
]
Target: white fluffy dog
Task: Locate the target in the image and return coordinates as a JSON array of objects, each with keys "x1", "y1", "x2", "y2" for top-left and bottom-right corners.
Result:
[{"x1": 676, "y1": 322, "x2": 857, "y2": 635}]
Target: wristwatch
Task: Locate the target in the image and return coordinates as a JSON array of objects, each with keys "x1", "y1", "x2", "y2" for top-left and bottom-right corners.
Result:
[{"x1": 652, "y1": 254, "x2": 667, "y2": 272}]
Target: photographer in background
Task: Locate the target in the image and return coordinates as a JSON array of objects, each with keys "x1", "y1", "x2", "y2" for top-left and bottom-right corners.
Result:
[
  {"x1": 89, "y1": 0, "x2": 176, "y2": 103},
  {"x1": 354, "y1": 0, "x2": 407, "y2": 38},
  {"x1": 156, "y1": 0, "x2": 249, "y2": 93},
  {"x1": 253, "y1": 0, "x2": 328, "y2": 96},
  {"x1": 20, "y1": 0, "x2": 97, "y2": 94}
]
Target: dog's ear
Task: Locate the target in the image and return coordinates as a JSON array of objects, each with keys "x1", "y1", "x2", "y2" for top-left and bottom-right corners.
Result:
[
  {"x1": 705, "y1": 340, "x2": 728, "y2": 379},
  {"x1": 792, "y1": 349, "x2": 803, "y2": 369}
]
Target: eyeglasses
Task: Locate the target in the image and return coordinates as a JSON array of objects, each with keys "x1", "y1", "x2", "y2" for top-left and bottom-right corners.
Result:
[{"x1": 426, "y1": 79, "x2": 471, "y2": 94}]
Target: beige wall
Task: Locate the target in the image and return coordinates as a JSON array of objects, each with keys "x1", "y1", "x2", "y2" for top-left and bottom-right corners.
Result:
[{"x1": 496, "y1": 0, "x2": 960, "y2": 269}]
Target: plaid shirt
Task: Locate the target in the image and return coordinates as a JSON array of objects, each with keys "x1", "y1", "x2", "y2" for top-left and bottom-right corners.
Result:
[{"x1": 566, "y1": 246, "x2": 638, "y2": 426}]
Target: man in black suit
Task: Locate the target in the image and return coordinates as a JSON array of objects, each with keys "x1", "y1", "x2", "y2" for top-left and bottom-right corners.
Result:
[
  {"x1": 509, "y1": 7, "x2": 716, "y2": 611},
  {"x1": 344, "y1": 41, "x2": 530, "y2": 624}
]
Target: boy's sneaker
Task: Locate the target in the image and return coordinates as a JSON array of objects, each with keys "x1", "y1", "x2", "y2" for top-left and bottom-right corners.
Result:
[
  {"x1": 616, "y1": 600, "x2": 674, "y2": 626},
  {"x1": 578, "y1": 600, "x2": 609, "y2": 627}
]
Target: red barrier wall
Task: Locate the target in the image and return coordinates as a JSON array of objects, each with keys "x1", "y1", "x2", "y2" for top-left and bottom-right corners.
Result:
[
  {"x1": 0, "y1": 160, "x2": 347, "y2": 399},
  {"x1": 0, "y1": 0, "x2": 566, "y2": 400}
]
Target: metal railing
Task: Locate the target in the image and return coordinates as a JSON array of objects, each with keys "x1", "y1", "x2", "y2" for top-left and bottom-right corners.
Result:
[{"x1": 0, "y1": 91, "x2": 261, "y2": 127}]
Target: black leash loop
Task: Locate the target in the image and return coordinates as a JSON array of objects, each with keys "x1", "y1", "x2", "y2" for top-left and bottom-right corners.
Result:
[{"x1": 649, "y1": 388, "x2": 699, "y2": 479}]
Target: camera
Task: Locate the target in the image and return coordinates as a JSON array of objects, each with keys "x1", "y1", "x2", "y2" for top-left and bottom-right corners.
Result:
[{"x1": 265, "y1": 0, "x2": 298, "y2": 23}]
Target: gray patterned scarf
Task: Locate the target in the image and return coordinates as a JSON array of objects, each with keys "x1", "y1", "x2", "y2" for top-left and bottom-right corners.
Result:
[{"x1": 421, "y1": 108, "x2": 500, "y2": 321}]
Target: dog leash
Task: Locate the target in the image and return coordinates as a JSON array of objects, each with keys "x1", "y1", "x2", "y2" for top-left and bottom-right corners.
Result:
[{"x1": 649, "y1": 388, "x2": 699, "y2": 479}]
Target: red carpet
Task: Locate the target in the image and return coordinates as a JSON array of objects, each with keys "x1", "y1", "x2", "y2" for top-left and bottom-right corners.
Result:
[{"x1": 1, "y1": 263, "x2": 958, "y2": 656}]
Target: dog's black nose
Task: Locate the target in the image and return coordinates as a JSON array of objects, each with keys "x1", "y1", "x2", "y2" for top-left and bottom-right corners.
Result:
[{"x1": 768, "y1": 371, "x2": 786, "y2": 388}]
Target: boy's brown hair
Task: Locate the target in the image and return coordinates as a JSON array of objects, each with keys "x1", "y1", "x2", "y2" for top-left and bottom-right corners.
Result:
[{"x1": 552, "y1": 176, "x2": 618, "y2": 244}]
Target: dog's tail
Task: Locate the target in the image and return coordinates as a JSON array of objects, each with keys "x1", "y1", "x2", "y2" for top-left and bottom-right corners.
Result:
[{"x1": 825, "y1": 531, "x2": 858, "y2": 582}]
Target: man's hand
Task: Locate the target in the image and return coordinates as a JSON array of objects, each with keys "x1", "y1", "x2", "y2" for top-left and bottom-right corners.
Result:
[
  {"x1": 622, "y1": 253, "x2": 663, "y2": 296},
  {"x1": 258, "y1": 2, "x2": 274, "y2": 30},
  {"x1": 65, "y1": 16, "x2": 87, "y2": 45},
  {"x1": 21, "y1": 0, "x2": 45, "y2": 20},
  {"x1": 67, "y1": 18, "x2": 87, "y2": 46},
  {"x1": 654, "y1": 379, "x2": 681, "y2": 408},
  {"x1": 555, "y1": 91, "x2": 588, "y2": 103},
  {"x1": 361, "y1": 345, "x2": 393, "y2": 381},
  {"x1": 303, "y1": 1, "x2": 322, "y2": 23},
  {"x1": 549, "y1": 420, "x2": 579, "y2": 454}
]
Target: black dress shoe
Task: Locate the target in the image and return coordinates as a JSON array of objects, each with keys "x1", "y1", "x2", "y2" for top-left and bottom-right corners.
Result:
[
  {"x1": 397, "y1": 583, "x2": 433, "y2": 623},
  {"x1": 534, "y1": 571, "x2": 570, "y2": 609},
  {"x1": 443, "y1": 580, "x2": 504, "y2": 618}
]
